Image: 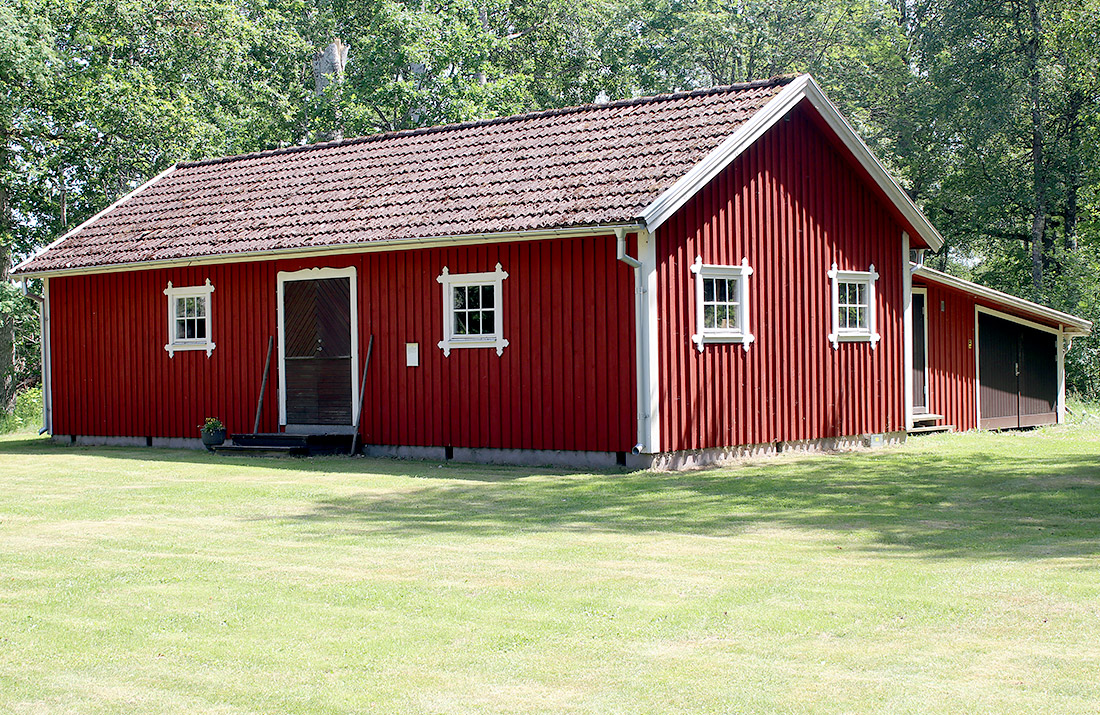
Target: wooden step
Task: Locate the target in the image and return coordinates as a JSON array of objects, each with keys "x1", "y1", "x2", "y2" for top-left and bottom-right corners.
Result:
[
  {"x1": 213, "y1": 444, "x2": 306, "y2": 457},
  {"x1": 221, "y1": 432, "x2": 356, "y2": 456},
  {"x1": 908, "y1": 424, "x2": 955, "y2": 434},
  {"x1": 232, "y1": 433, "x2": 309, "y2": 448},
  {"x1": 911, "y1": 413, "x2": 944, "y2": 424}
]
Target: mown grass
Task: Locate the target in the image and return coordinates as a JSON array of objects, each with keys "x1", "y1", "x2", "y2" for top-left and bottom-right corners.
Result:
[{"x1": 1, "y1": 423, "x2": 1098, "y2": 714}]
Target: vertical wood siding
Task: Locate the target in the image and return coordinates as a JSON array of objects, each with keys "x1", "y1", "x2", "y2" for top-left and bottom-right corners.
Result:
[
  {"x1": 655, "y1": 106, "x2": 906, "y2": 451},
  {"x1": 917, "y1": 282, "x2": 978, "y2": 431},
  {"x1": 915, "y1": 279, "x2": 1064, "y2": 433},
  {"x1": 48, "y1": 235, "x2": 637, "y2": 452}
]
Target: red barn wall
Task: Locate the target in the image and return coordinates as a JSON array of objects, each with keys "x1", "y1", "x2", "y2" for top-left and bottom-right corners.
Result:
[
  {"x1": 915, "y1": 280, "x2": 978, "y2": 432},
  {"x1": 48, "y1": 235, "x2": 637, "y2": 452},
  {"x1": 655, "y1": 105, "x2": 907, "y2": 451},
  {"x1": 913, "y1": 277, "x2": 1069, "y2": 433}
]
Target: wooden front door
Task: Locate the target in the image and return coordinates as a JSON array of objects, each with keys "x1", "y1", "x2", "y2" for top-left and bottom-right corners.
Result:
[
  {"x1": 912, "y1": 292, "x2": 928, "y2": 414},
  {"x1": 978, "y1": 312, "x2": 1058, "y2": 430},
  {"x1": 281, "y1": 274, "x2": 355, "y2": 428}
]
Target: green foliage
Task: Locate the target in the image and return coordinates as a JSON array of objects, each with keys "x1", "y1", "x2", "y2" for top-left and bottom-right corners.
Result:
[
  {"x1": 200, "y1": 416, "x2": 225, "y2": 433},
  {"x1": 0, "y1": 386, "x2": 41, "y2": 433}
]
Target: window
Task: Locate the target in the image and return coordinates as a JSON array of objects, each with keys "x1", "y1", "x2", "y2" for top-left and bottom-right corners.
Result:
[
  {"x1": 163, "y1": 280, "x2": 215, "y2": 357},
  {"x1": 827, "y1": 263, "x2": 879, "y2": 349},
  {"x1": 690, "y1": 257, "x2": 754, "y2": 351},
  {"x1": 437, "y1": 263, "x2": 509, "y2": 356}
]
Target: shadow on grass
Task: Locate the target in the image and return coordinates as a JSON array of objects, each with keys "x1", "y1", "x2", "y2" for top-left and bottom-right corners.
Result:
[{"x1": 2, "y1": 434, "x2": 1098, "y2": 559}]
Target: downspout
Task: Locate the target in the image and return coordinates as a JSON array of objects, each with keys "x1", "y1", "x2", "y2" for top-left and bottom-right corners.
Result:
[
  {"x1": 615, "y1": 227, "x2": 647, "y2": 454},
  {"x1": 20, "y1": 279, "x2": 50, "y2": 435}
]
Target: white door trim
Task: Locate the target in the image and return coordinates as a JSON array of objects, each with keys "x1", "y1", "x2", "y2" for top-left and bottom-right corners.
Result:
[
  {"x1": 912, "y1": 287, "x2": 929, "y2": 414},
  {"x1": 276, "y1": 266, "x2": 359, "y2": 428}
]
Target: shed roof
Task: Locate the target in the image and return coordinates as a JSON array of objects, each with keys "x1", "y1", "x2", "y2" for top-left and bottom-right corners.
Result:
[{"x1": 913, "y1": 264, "x2": 1092, "y2": 336}]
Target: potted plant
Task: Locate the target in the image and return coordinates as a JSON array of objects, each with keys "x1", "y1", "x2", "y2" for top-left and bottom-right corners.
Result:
[{"x1": 199, "y1": 417, "x2": 226, "y2": 450}]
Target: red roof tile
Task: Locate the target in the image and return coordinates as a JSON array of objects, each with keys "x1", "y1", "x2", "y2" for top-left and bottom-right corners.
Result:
[{"x1": 17, "y1": 77, "x2": 794, "y2": 274}]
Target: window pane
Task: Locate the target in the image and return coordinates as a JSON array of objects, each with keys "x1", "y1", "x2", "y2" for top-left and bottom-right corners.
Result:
[
  {"x1": 729, "y1": 306, "x2": 740, "y2": 331},
  {"x1": 453, "y1": 286, "x2": 466, "y2": 310},
  {"x1": 703, "y1": 278, "x2": 714, "y2": 302},
  {"x1": 176, "y1": 319, "x2": 186, "y2": 340},
  {"x1": 482, "y1": 310, "x2": 495, "y2": 335},
  {"x1": 856, "y1": 283, "x2": 867, "y2": 307},
  {"x1": 469, "y1": 311, "x2": 481, "y2": 335},
  {"x1": 185, "y1": 319, "x2": 196, "y2": 339},
  {"x1": 703, "y1": 304, "x2": 716, "y2": 329},
  {"x1": 481, "y1": 285, "x2": 494, "y2": 309},
  {"x1": 196, "y1": 318, "x2": 206, "y2": 339},
  {"x1": 468, "y1": 286, "x2": 480, "y2": 309},
  {"x1": 455, "y1": 312, "x2": 467, "y2": 335},
  {"x1": 176, "y1": 298, "x2": 186, "y2": 318},
  {"x1": 718, "y1": 305, "x2": 729, "y2": 329},
  {"x1": 727, "y1": 279, "x2": 738, "y2": 302},
  {"x1": 856, "y1": 307, "x2": 867, "y2": 329},
  {"x1": 196, "y1": 297, "x2": 206, "y2": 318},
  {"x1": 715, "y1": 278, "x2": 727, "y2": 302}
]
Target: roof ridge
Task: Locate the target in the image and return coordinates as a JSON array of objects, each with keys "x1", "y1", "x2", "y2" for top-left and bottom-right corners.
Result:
[{"x1": 177, "y1": 75, "x2": 801, "y2": 169}]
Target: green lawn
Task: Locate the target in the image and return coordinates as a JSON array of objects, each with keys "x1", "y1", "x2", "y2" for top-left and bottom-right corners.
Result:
[{"x1": 1, "y1": 425, "x2": 1099, "y2": 714}]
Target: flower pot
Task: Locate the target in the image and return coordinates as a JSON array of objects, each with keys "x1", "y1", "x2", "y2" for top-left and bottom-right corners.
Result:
[{"x1": 201, "y1": 428, "x2": 226, "y2": 450}]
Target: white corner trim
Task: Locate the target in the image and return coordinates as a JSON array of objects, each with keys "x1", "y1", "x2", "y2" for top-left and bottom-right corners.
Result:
[
  {"x1": 827, "y1": 262, "x2": 880, "y2": 350},
  {"x1": 689, "y1": 256, "x2": 755, "y2": 352},
  {"x1": 902, "y1": 232, "x2": 914, "y2": 430},
  {"x1": 437, "y1": 263, "x2": 510, "y2": 357},
  {"x1": 14, "y1": 164, "x2": 178, "y2": 274},
  {"x1": 640, "y1": 230, "x2": 660, "y2": 454},
  {"x1": 163, "y1": 278, "x2": 215, "y2": 357},
  {"x1": 276, "y1": 266, "x2": 360, "y2": 427},
  {"x1": 638, "y1": 75, "x2": 944, "y2": 252}
]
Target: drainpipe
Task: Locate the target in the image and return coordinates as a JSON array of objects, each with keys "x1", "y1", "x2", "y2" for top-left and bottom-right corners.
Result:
[
  {"x1": 615, "y1": 227, "x2": 648, "y2": 454},
  {"x1": 20, "y1": 279, "x2": 50, "y2": 435}
]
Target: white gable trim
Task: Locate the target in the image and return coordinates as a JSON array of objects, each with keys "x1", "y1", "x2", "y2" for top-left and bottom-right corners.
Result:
[
  {"x1": 638, "y1": 75, "x2": 945, "y2": 252},
  {"x1": 12, "y1": 164, "x2": 178, "y2": 275}
]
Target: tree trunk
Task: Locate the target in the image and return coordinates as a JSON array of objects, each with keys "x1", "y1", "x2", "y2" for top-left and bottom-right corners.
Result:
[
  {"x1": 0, "y1": 144, "x2": 16, "y2": 412},
  {"x1": 1025, "y1": 0, "x2": 1047, "y2": 299}
]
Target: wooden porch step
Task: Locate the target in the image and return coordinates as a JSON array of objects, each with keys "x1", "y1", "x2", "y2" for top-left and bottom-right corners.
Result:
[
  {"x1": 908, "y1": 424, "x2": 955, "y2": 435},
  {"x1": 912, "y1": 413, "x2": 944, "y2": 424},
  {"x1": 221, "y1": 432, "x2": 355, "y2": 456},
  {"x1": 213, "y1": 444, "x2": 306, "y2": 457}
]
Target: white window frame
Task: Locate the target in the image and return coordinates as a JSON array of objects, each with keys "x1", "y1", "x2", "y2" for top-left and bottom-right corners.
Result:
[
  {"x1": 437, "y1": 263, "x2": 509, "y2": 356},
  {"x1": 690, "y1": 256, "x2": 754, "y2": 352},
  {"x1": 828, "y1": 262, "x2": 879, "y2": 349},
  {"x1": 163, "y1": 279, "x2": 215, "y2": 357}
]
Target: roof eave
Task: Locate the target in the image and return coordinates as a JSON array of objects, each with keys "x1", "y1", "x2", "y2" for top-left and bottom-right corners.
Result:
[
  {"x1": 914, "y1": 264, "x2": 1092, "y2": 335},
  {"x1": 11, "y1": 164, "x2": 179, "y2": 277},
  {"x1": 637, "y1": 74, "x2": 945, "y2": 252},
  {"x1": 11, "y1": 223, "x2": 647, "y2": 279}
]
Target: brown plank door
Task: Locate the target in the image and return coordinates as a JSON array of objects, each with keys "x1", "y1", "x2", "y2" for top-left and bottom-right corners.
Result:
[
  {"x1": 978, "y1": 312, "x2": 1058, "y2": 430},
  {"x1": 281, "y1": 276, "x2": 355, "y2": 429},
  {"x1": 912, "y1": 292, "x2": 928, "y2": 414}
]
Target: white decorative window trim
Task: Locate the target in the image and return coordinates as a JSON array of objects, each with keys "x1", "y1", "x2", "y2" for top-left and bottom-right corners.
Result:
[
  {"x1": 437, "y1": 263, "x2": 509, "y2": 356},
  {"x1": 827, "y1": 262, "x2": 880, "y2": 349},
  {"x1": 164, "y1": 279, "x2": 215, "y2": 357},
  {"x1": 690, "y1": 256, "x2": 754, "y2": 352}
]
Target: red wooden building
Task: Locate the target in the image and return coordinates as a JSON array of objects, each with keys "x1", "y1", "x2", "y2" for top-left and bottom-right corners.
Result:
[{"x1": 15, "y1": 74, "x2": 1092, "y2": 468}]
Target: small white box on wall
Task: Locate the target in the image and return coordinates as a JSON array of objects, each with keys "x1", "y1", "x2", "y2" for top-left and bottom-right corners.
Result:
[{"x1": 406, "y1": 342, "x2": 420, "y2": 367}]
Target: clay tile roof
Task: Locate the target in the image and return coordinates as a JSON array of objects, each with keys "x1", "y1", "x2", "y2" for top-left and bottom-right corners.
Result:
[{"x1": 16, "y1": 76, "x2": 796, "y2": 274}]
